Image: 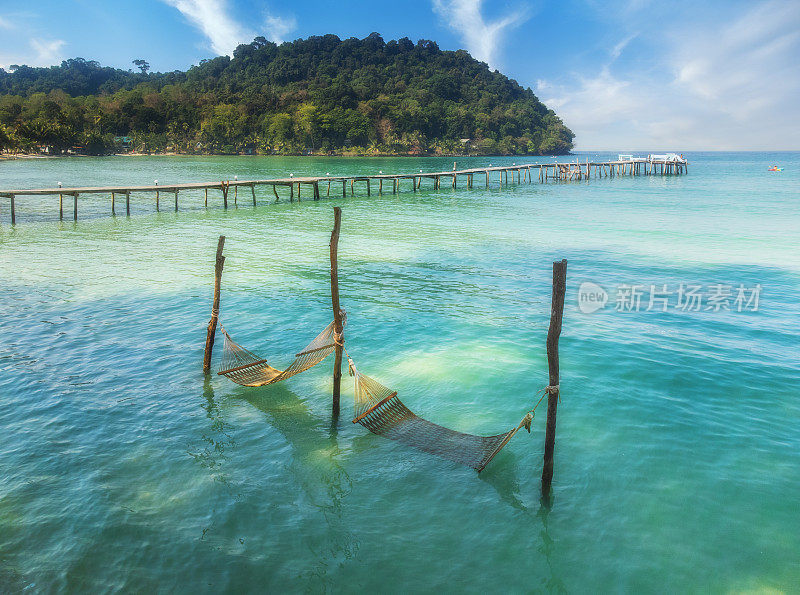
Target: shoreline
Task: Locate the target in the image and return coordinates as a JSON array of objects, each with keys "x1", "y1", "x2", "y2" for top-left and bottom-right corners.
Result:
[{"x1": 0, "y1": 151, "x2": 572, "y2": 161}]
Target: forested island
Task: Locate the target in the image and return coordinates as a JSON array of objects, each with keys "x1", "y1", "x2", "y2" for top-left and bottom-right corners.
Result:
[{"x1": 0, "y1": 33, "x2": 573, "y2": 157}]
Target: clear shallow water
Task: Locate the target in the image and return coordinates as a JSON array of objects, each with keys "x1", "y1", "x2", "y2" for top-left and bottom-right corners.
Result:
[{"x1": 1, "y1": 153, "x2": 798, "y2": 592}]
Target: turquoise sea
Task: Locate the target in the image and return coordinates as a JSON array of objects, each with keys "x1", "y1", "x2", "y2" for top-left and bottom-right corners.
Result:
[{"x1": 1, "y1": 152, "x2": 798, "y2": 592}]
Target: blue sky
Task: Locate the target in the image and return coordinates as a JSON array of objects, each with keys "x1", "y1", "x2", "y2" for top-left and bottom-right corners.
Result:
[{"x1": 1, "y1": 0, "x2": 798, "y2": 150}]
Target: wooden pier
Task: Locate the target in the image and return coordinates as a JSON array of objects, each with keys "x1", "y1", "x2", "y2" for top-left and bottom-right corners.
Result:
[{"x1": 0, "y1": 157, "x2": 687, "y2": 224}]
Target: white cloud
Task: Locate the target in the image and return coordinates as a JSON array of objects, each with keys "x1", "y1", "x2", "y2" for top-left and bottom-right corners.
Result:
[
  {"x1": 0, "y1": 16, "x2": 13, "y2": 30},
  {"x1": 534, "y1": 0, "x2": 800, "y2": 150},
  {"x1": 0, "y1": 38, "x2": 66, "y2": 70},
  {"x1": 162, "y1": 0, "x2": 296, "y2": 55},
  {"x1": 162, "y1": 0, "x2": 248, "y2": 55},
  {"x1": 432, "y1": 0, "x2": 527, "y2": 69},
  {"x1": 264, "y1": 14, "x2": 296, "y2": 45},
  {"x1": 30, "y1": 38, "x2": 66, "y2": 65},
  {"x1": 610, "y1": 33, "x2": 637, "y2": 60}
]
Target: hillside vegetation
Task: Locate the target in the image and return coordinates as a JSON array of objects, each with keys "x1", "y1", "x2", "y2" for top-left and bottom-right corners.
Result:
[{"x1": 0, "y1": 33, "x2": 574, "y2": 156}]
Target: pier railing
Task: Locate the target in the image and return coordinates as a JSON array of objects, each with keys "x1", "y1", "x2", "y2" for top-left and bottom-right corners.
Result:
[{"x1": 0, "y1": 158, "x2": 688, "y2": 224}]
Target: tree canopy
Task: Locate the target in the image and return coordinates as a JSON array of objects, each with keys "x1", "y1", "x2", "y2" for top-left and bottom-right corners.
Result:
[{"x1": 0, "y1": 34, "x2": 574, "y2": 156}]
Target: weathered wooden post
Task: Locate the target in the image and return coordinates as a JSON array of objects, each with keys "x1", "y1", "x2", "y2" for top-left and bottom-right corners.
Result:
[
  {"x1": 203, "y1": 235, "x2": 226, "y2": 374},
  {"x1": 329, "y1": 207, "x2": 344, "y2": 418},
  {"x1": 251, "y1": 184, "x2": 256, "y2": 206},
  {"x1": 125, "y1": 191, "x2": 130, "y2": 216},
  {"x1": 10, "y1": 195, "x2": 15, "y2": 225},
  {"x1": 205, "y1": 187, "x2": 209, "y2": 207},
  {"x1": 174, "y1": 189, "x2": 179, "y2": 212},
  {"x1": 111, "y1": 192, "x2": 115, "y2": 215},
  {"x1": 155, "y1": 180, "x2": 160, "y2": 211},
  {"x1": 58, "y1": 182, "x2": 63, "y2": 220},
  {"x1": 222, "y1": 181, "x2": 229, "y2": 208},
  {"x1": 73, "y1": 193, "x2": 78, "y2": 221},
  {"x1": 541, "y1": 258, "x2": 567, "y2": 500}
]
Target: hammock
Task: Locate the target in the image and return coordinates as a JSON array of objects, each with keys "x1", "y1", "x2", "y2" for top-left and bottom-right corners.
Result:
[
  {"x1": 218, "y1": 320, "x2": 340, "y2": 386},
  {"x1": 348, "y1": 358, "x2": 531, "y2": 472}
]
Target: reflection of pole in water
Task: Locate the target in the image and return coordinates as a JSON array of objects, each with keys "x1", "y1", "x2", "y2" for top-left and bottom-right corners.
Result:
[
  {"x1": 243, "y1": 384, "x2": 361, "y2": 588},
  {"x1": 189, "y1": 378, "x2": 238, "y2": 495},
  {"x1": 536, "y1": 505, "x2": 567, "y2": 593}
]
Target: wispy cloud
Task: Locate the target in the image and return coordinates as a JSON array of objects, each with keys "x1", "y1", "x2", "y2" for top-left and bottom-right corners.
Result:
[
  {"x1": 535, "y1": 0, "x2": 800, "y2": 150},
  {"x1": 0, "y1": 38, "x2": 66, "y2": 69},
  {"x1": 0, "y1": 16, "x2": 13, "y2": 30},
  {"x1": 432, "y1": 0, "x2": 527, "y2": 69},
  {"x1": 162, "y1": 0, "x2": 296, "y2": 55},
  {"x1": 162, "y1": 0, "x2": 248, "y2": 55},
  {"x1": 264, "y1": 14, "x2": 296, "y2": 45},
  {"x1": 610, "y1": 33, "x2": 637, "y2": 60},
  {"x1": 30, "y1": 38, "x2": 66, "y2": 65}
]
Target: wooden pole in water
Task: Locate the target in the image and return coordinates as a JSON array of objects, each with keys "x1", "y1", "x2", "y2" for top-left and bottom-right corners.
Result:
[
  {"x1": 203, "y1": 235, "x2": 226, "y2": 374},
  {"x1": 10, "y1": 195, "x2": 15, "y2": 225},
  {"x1": 73, "y1": 193, "x2": 78, "y2": 221},
  {"x1": 59, "y1": 183, "x2": 63, "y2": 220},
  {"x1": 251, "y1": 184, "x2": 256, "y2": 206},
  {"x1": 125, "y1": 191, "x2": 130, "y2": 216},
  {"x1": 329, "y1": 206, "x2": 344, "y2": 418},
  {"x1": 111, "y1": 192, "x2": 115, "y2": 215},
  {"x1": 541, "y1": 258, "x2": 567, "y2": 501},
  {"x1": 174, "y1": 189, "x2": 179, "y2": 212}
]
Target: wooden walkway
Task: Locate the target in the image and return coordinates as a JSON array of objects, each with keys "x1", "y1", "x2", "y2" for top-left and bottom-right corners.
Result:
[{"x1": 0, "y1": 158, "x2": 687, "y2": 224}]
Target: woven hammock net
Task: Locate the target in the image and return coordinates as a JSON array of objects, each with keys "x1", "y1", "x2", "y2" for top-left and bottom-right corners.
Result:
[
  {"x1": 215, "y1": 319, "x2": 529, "y2": 471},
  {"x1": 218, "y1": 321, "x2": 338, "y2": 387},
  {"x1": 349, "y1": 359, "x2": 525, "y2": 472}
]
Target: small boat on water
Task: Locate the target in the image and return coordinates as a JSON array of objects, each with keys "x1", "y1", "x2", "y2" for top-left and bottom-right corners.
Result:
[{"x1": 768, "y1": 166, "x2": 783, "y2": 172}]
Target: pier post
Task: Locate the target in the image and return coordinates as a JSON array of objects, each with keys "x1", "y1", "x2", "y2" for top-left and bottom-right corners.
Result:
[
  {"x1": 273, "y1": 185, "x2": 279, "y2": 201},
  {"x1": 203, "y1": 235, "x2": 226, "y2": 374},
  {"x1": 289, "y1": 183, "x2": 293, "y2": 202},
  {"x1": 111, "y1": 192, "x2": 115, "y2": 215},
  {"x1": 10, "y1": 195, "x2": 15, "y2": 225},
  {"x1": 156, "y1": 182, "x2": 160, "y2": 211},
  {"x1": 223, "y1": 182, "x2": 229, "y2": 207},
  {"x1": 73, "y1": 193, "x2": 78, "y2": 221},
  {"x1": 314, "y1": 182, "x2": 321, "y2": 200},
  {"x1": 329, "y1": 207, "x2": 344, "y2": 419},
  {"x1": 541, "y1": 258, "x2": 567, "y2": 501},
  {"x1": 59, "y1": 183, "x2": 63, "y2": 220},
  {"x1": 174, "y1": 189, "x2": 179, "y2": 212},
  {"x1": 251, "y1": 184, "x2": 256, "y2": 206},
  {"x1": 366, "y1": 180, "x2": 370, "y2": 197},
  {"x1": 125, "y1": 191, "x2": 130, "y2": 216},
  {"x1": 342, "y1": 180, "x2": 346, "y2": 198},
  {"x1": 205, "y1": 188, "x2": 208, "y2": 207}
]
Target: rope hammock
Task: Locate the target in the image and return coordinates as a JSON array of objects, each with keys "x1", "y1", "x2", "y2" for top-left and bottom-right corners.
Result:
[
  {"x1": 215, "y1": 316, "x2": 540, "y2": 472},
  {"x1": 218, "y1": 320, "x2": 341, "y2": 386},
  {"x1": 348, "y1": 357, "x2": 537, "y2": 472}
]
